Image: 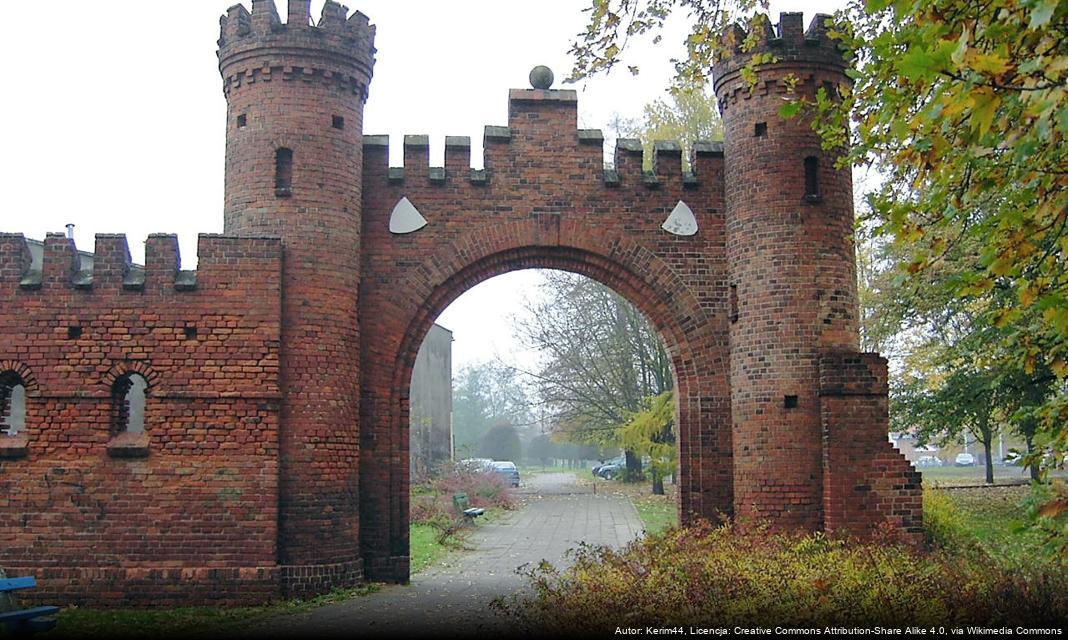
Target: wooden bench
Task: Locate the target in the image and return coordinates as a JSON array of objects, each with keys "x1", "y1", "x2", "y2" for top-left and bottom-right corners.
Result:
[
  {"x1": 0, "y1": 576, "x2": 59, "y2": 636},
  {"x1": 452, "y1": 492, "x2": 485, "y2": 520}
]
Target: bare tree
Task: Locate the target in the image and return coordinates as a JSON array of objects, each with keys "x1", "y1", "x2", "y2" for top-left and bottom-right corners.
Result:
[
  {"x1": 452, "y1": 360, "x2": 535, "y2": 458},
  {"x1": 513, "y1": 271, "x2": 672, "y2": 480}
]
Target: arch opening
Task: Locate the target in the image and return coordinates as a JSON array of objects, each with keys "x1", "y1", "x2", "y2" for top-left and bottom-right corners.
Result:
[
  {"x1": 112, "y1": 373, "x2": 148, "y2": 435},
  {"x1": 421, "y1": 269, "x2": 678, "y2": 487},
  {"x1": 0, "y1": 371, "x2": 26, "y2": 436},
  {"x1": 365, "y1": 244, "x2": 734, "y2": 580}
]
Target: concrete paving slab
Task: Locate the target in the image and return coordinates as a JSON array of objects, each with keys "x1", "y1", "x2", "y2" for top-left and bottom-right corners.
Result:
[{"x1": 249, "y1": 472, "x2": 642, "y2": 638}]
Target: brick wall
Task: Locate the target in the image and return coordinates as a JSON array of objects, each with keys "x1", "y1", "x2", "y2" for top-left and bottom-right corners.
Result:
[
  {"x1": 0, "y1": 233, "x2": 284, "y2": 605},
  {"x1": 820, "y1": 352, "x2": 923, "y2": 541}
]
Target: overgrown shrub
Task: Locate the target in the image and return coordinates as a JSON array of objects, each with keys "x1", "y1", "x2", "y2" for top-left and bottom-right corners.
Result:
[
  {"x1": 493, "y1": 521, "x2": 1068, "y2": 632},
  {"x1": 428, "y1": 463, "x2": 514, "y2": 511},
  {"x1": 410, "y1": 493, "x2": 452, "y2": 525},
  {"x1": 409, "y1": 463, "x2": 515, "y2": 544}
]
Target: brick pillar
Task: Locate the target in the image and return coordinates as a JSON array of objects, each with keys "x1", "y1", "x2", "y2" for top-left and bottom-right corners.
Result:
[{"x1": 820, "y1": 352, "x2": 923, "y2": 541}]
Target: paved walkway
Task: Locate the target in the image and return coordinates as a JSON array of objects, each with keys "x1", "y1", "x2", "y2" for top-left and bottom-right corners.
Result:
[{"x1": 256, "y1": 472, "x2": 643, "y2": 638}]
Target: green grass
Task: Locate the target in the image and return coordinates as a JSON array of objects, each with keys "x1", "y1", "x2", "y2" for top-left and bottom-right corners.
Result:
[
  {"x1": 410, "y1": 522, "x2": 455, "y2": 574},
  {"x1": 631, "y1": 494, "x2": 678, "y2": 535},
  {"x1": 48, "y1": 584, "x2": 379, "y2": 638},
  {"x1": 919, "y1": 464, "x2": 1034, "y2": 485},
  {"x1": 935, "y1": 485, "x2": 1052, "y2": 566}
]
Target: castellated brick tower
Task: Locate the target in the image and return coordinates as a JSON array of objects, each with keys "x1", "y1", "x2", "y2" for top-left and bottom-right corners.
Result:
[
  {"x1": 218, "y1": 0, "x2": 374, "y2": 595},
  {"x1": 714, "y1": 13, "x2": 920, "y2": 534}
]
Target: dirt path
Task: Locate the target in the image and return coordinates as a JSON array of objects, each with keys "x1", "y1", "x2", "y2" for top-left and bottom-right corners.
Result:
[{"x1": 252, "y1": 471, "x2": 642, "y2": 637}]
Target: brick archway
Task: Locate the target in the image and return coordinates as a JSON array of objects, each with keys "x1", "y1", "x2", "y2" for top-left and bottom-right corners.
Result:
[
  {"x1": 359, "y1": 222, "x2": 734, "y2": 581},
  {"x1": 0, "y1": 6, "x2": 923, "y2": 605}
]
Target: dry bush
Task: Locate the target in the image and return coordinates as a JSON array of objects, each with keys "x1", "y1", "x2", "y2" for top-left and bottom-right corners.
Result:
[{"x1": 494, "y1": 521, "x2": 1068, "y2": 632}]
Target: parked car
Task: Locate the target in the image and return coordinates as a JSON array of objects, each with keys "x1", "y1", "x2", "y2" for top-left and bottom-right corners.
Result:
[
  {"x1": 954, "y1": 453, "x2": 976, "y2": 466},
  {"x1": 593, "y1": 456, "x2": 625, "y2": 479},
  {"x1": 914, "y1": 455, "x2": 943, "y2": 468},
  {"x1": 457, "y1": 458, "x2": 494, "y2": 473},
  {"x1": 491, "y1": 461, "x2": 520, "y2": 487},
  {"x1": 1001, "y1": 451, "x2": 1024, "y2": 466},
  {"x1": 596, "y1": 461, "x2": 624, "y2": 480}
]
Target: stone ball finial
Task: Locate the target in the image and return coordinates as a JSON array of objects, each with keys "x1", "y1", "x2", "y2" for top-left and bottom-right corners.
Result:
[{"x1": 529, "y1": 65, "x2": 554, "y2": 90}]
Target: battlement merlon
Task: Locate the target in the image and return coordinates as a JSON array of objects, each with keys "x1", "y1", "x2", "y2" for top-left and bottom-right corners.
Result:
[
  {"x1": 218, "y1": 0, "x2": 376, "y2": 94},
  {"x1": 711, "y1": 12, "x2": 850, "y2": 96},
  {"x1": 361, "y1": 133, "x2": 725, "y2": 188},
  {"x1": 0, "y1": 233, "x2": 282, "y2": 293}
]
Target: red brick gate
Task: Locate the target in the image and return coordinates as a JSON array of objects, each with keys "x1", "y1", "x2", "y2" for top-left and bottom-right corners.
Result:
[{"x1": 0, "y1": 1, "x2": 921, "y2": 604}]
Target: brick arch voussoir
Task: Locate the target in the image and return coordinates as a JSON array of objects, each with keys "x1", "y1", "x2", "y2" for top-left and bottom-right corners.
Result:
[
  {"x1": 388, "y1": 222, "x2": 714, "y2": 412},
  {"x1": 0, "y1": 360, "x2": 39, "y2": 395},
  {"x1": 101, "y1": 361, "x2": 159, "y2": 392}
]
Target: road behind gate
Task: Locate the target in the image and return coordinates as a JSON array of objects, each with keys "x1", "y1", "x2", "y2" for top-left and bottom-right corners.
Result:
[{"x1": 252, "y1": 472, "x2": 643, "y2": 638}]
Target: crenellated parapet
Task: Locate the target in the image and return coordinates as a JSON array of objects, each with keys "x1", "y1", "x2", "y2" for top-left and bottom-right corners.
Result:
[
  {"x1": 0, "y1": 233, "x2": 281, "y2": 294},
  {"x1": 361, "y1": 92, "x2": 726, "y2": 192},
  {"x1": 712, "y1": 12, "x2": 849, "y2": 106},
  {"x1": 361, "y1": 131, "x2": 726, "y2": 190},
  {"x1": 218, "y1": 0, "x2": 375, "y2": 100}
]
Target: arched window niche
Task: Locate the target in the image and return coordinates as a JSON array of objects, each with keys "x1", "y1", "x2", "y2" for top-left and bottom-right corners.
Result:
[
  {"x1": 275, "y1": 147, "x2": 293, "y2": 197},
  {"x1": 107, "y1": 372, "x2": 151, "y2": 458},
  {"x1": 0, "y1": 370, "x2": 29, "y2": 459}
]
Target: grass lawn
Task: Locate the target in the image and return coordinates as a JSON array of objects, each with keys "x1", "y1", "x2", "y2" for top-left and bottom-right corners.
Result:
[
  {"x1": 632, "y1": 493, "x2": 678, "y2": 534},
  {"x1": 920, "y1": 464, "x2": 1035, "y2": 486},
  {"x1": 50, "y1": 584, "x2": 378, "y2": 638},
  {"x1": 410, "y1": 522, "x2": 454, "y2": 574},
  {"x1": 935, "y1": 485, "x2": 1052, "y2": 566}
]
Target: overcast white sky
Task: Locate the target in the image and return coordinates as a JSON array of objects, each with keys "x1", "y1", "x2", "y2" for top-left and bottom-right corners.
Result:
[{"x1": 0, "y1": 0, "x2": 844, "y2": 370}]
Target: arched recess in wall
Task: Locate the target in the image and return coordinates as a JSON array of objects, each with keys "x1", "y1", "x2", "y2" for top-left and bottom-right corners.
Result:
[
  {"x1": 275, "y1": 147, "x2": 294, "y2": 197},
  {"x1": 0, "y1": 371, "x2": 28, "y2": 436},
  {"x1": 112, "y1": 373, "x2": 148, "y2": 435},
  {"x1": 803, "y1": 156, "x2": 821, "y2": 201},
  {"x1": 0, "y1": 361, "x2": 38, "y2": 435},
  {"x1": 102, "y1": 362, "x2": 159, "y2": 457},
  {"x1": 0, "y1": 361, "x2": 38, "y2": 458}
]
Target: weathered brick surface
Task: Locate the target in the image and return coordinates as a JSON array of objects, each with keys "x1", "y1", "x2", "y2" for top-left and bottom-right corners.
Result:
[
  {"x1": 0, "y1": 3, "x2": 921, "y2": 604},
  {"x1": 820, "y1": 352, "x2": 923, "y2": 541},
  {"x1": 713, "y1": 12, "x2": 864, "y2": 529},
  {"x1": 0, "y1": 233, "x2": 283, "y2": 605},
  {"x1": 217, "y1": 0, "x2": 375, "y2": 595},
  {"x1": 710, "y1": 11, "x2": 920, "y2": 537},
  {"x1": 358, "y1": 89, "x2": 734, "y2": 578}
]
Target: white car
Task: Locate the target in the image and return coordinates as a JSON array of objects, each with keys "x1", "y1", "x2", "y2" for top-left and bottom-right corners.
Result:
[
  {"x1": 954, "y1": 453, "x2": 976, "y2": 466},
  {"x1": 914, "y1": 455, "x2": 943, "y2": 468},
  {"x1": 457, "y1": 458, "x2": 493, "y2": 472}
]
